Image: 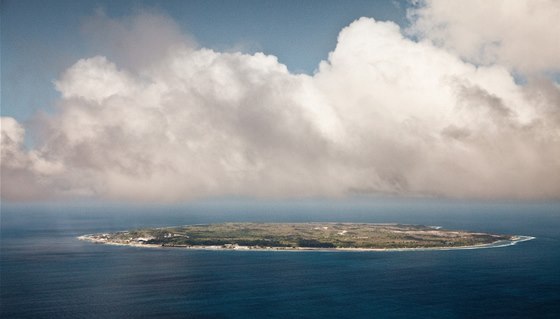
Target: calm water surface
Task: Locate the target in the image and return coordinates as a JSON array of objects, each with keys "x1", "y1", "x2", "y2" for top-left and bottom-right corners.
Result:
[{"x1": 1, "y1": 200, "x2": 559, "y2": 318}]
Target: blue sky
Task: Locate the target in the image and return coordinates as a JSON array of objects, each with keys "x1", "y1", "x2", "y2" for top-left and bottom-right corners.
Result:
[{"x1": 2, "y1": 0, "x2": 408, "y2": 122}]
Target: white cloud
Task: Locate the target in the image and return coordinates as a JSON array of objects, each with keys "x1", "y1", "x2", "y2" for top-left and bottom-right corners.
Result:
[
  {"x1": 81, "y1": 8, "x2": 197, "y2": 69},
  {"x1": 408, "y1": 0, "x2": 560, "y2": 74},
  {"x1": 1, "y1": 117, "x2": 62, "y2": 200},
  {"x1": 55, "y1": 56, "x2": 136, "y2": 103},
  {"x1": 2, "y1": 10, "x2": 559, "y2": 201}
]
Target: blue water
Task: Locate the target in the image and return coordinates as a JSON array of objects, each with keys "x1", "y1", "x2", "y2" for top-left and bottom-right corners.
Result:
[{"x1": 1, "y1": 200, "x2": 559, "y2": 318}]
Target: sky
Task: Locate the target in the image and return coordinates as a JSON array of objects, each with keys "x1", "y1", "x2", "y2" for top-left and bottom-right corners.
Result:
[
  {"x1": 1, "y1": 0, "x2": 408, "y2": 122},
  {"x1": 1, "y1": 0, "x2": 559, "y2": 202}
]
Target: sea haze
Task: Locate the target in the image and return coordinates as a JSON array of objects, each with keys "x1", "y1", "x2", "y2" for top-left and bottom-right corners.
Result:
[{"x1": 1, "y1": 200, "x2": 559, "y2": 318}]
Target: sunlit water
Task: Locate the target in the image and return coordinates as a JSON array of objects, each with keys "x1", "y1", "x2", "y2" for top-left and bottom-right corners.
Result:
[{"x1": 2, "y1": 200, "x2": 559, "y2": 318}]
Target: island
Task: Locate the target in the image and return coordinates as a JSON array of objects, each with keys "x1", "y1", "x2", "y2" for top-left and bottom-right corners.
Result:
[{"x1": 78, "y1": 223, "x2": 534, "y2": 251}]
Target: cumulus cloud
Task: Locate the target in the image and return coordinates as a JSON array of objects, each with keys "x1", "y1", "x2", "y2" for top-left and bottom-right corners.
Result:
[
  {"x1": 81, "y1": 8, "x2": 197, "y2": 69},
  {"x1": 408, "y1": 0, "x2": 560, "y2": 74},
  {"x1": 1, "y1": 117, "x2": 62, "y2": 200},
  {"x1": 2, "y1": 9, "x2": 559, "y2": 202}
]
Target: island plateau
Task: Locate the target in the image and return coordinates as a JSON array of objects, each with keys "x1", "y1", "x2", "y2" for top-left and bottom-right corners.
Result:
[{"x1": 79, "y1": 223, "x2": 533, "y2": 251}]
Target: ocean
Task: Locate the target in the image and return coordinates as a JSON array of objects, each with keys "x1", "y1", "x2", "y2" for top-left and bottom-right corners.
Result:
[{"x1": 1, "y1": 200, "x2": 559, "y2": 318}]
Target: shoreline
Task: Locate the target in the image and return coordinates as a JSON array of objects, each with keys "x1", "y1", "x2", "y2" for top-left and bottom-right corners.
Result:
[{"x1": 77, "y1": 235, "x2": 535, "y2": 252}]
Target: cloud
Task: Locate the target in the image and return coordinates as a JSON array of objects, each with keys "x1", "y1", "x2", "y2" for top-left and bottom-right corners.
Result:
[
  {"x1": 81, "y1": 8, "x2": 197, "y2": 70},
  {"x1": 0, "y1": 117, "x2": 62, "y2": 200},
  {"x1": 2, "y1": 9, "x2": 559, "y2": 202},
  {"x1": 407, "y1": 0, "x2": 560, "y2": 74}
]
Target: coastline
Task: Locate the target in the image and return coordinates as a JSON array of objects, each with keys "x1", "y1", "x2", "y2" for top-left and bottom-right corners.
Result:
[{"x1": 77, "y1": 234, "x2": 535, "y2": 252}]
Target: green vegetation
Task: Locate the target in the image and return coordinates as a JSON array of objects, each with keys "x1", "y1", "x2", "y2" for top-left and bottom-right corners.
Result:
[{"x1": 84, "y1": 223, "x2": 513, "y2": 249}]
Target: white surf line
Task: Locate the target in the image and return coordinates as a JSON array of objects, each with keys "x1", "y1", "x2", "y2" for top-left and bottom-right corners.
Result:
[
  {"x1": 77, "y1": 234, "x2": 536, "y2": 252},
  {"x1": 434, "y1": 235, "x2": 536, "y2": 251}
]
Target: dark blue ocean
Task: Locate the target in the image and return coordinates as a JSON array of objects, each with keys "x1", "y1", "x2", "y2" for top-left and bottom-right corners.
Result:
[{"x1": 1, "y1": 199, "x2": 559, "y2": 318}]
